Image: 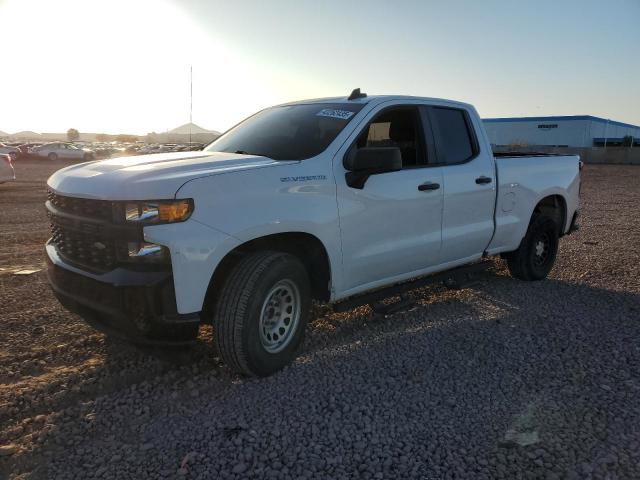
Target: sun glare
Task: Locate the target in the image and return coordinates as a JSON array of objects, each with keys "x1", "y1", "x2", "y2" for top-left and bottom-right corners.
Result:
[{"x1": 0, "y1": 0, "x2": 313, "y2": 134}]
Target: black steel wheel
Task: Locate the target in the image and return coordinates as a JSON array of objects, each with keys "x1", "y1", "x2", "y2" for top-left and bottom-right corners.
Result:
[{"x1": 506, "y1": 215, "x2": 559, "y2": 281}]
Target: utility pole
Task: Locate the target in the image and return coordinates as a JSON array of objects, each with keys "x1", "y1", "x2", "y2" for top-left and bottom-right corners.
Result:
[{"x1": 189, "y1": 66, "x2": 193, "y2": 146}]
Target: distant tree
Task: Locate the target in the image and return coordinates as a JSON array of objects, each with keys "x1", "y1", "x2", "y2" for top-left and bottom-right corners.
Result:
[
  {"x1": 507, "y1": 140, "x2": 530, "y2": 149},
  {"x1": 622, "y1": 135, "x2": 633, "y2": 147},
  {"x1": 67, "y1": 128, "x2": 80, "y2": 142},
  {"x1": 115, "y1": 134, "x2": 139, "y2": 143},
  {"x1": 95, "y1": 133, "x2": 110, "y2": 142}
]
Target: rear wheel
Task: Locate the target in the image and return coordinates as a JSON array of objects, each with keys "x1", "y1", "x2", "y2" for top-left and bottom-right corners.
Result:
[
  {"x1": 505, "y1": 215, "x2": 559, "y2": 281},
  {"x1": 48, "y1": 152, "x2": 58, "y2": 161},
  {"x1": 213, "y1": 251, "x2": 310, "y2": 376}
]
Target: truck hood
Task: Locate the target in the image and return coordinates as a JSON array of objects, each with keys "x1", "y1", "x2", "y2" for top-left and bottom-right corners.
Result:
[{"x1": 47, "y1": 151, "x2": 288, "y2": 200}]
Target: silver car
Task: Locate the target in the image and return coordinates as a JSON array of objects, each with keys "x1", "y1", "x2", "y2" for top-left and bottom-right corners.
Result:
[
  {"x1": 32, "y1": 142, "x2": 95, "y2": 161},
  {"x1": 0, "y1": 143, "x2": 20, "y2": 161}
]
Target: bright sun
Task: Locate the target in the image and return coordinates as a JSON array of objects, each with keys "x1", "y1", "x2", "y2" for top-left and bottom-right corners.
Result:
[{"x1": 0, "y1": 0, "x2": 310, "y2": 134}]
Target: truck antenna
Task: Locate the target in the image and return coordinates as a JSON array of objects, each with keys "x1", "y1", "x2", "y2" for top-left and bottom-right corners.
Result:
[{"x1": 348, "y1": 88, "x2": 367, "y2": 100}]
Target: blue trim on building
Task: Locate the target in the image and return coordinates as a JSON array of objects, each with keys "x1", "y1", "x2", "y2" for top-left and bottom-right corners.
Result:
[
  {"x1": 482, "y1": 115, "x2": 640, "y2": 130},
  {"x1": 593, "y1": 137, "x2": 639, "y2": 144}
]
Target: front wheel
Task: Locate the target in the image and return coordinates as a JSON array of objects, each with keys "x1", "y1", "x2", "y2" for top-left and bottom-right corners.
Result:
[
  {"x1": 48, "y1": 152, "x2": 58, "y2": 161},
  {"x1": 213, "y1": 251, "x2": 310, "y2": 376},
  {"x1": 505, "y1": 215, "x2": 559, "y2": 281}
]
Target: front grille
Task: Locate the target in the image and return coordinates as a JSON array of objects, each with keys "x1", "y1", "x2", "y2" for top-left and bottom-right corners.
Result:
[
  {"x1": 51, "y1": 224, "x2": 119, "y2": 270},
  {"x1": 47, "y1": 190, "x2": 113, "y2": 221},
  {"x1": 47, "y1": 190, "x2": 123, "y2": 271}
]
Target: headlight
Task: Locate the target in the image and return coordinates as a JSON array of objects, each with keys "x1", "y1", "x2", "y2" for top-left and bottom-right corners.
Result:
[{"x1": 124, "y1": 199, "x2": 193, "y2": 224}]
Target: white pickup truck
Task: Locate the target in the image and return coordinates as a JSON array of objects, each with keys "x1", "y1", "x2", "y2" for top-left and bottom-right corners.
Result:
[{"x1": 46, "y1": 90, "x2": 580, "y2": 376}]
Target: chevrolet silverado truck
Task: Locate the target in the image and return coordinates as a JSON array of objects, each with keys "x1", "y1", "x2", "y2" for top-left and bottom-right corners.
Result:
[{"x1": 46, "y1": 89, "x2": 580, "y2": 376}]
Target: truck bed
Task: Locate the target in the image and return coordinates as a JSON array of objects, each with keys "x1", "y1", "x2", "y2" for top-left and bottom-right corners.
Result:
[{"x1": 487, "y1": 153, "x2": 581, "y2": 255}]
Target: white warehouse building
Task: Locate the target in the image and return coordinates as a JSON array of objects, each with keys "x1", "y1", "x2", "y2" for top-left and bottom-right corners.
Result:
[{"x1": 483, "y1": 115, "x2": 640, "y2": 148}]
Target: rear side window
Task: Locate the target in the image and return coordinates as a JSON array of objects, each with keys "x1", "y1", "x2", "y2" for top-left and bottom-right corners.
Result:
[{"x1": 430, "y1": 107, "x2": 475, "y2": 164}]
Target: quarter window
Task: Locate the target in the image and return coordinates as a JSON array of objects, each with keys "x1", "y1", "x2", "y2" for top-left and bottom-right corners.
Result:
[{"x1": 431, "y1": 107, "x2": 475, "y2": 164}]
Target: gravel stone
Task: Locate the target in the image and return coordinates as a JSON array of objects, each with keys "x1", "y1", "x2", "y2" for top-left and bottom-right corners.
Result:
[{"x1": 0, "y1": 444, "x2": 18, "y2": 456}]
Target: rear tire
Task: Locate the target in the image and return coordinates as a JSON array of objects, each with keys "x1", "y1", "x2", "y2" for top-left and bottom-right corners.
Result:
[
  {"x1": 48, "y1": 152, "x2": 58, "y2": 161},
  {"x1": 213, "y1": 251, "x2": 310, "y2": 377},
  {"x1": 505, "y1": 215, "x2": 559, "y2": 281}
]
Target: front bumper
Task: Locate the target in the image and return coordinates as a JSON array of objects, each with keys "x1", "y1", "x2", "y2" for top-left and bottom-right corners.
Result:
[{"x1": 46, "y1": 243, "x2": 200, "y2": 345}]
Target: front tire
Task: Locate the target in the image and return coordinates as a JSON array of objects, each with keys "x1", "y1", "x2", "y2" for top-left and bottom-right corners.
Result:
[
  {"x1": 48, "y1": 152, "x2": 58, "y2": 161},
  {"x1": 213, "y1": 251, "x2": 310, "y2": 376},
  {"x1": 505, "y1": 215, "x2": 559, "y2": 281}
]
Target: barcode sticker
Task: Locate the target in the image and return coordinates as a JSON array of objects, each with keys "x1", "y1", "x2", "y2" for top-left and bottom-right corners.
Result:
[{"x1": 316, "y1": 109, "x2": 355, "y2": 120}]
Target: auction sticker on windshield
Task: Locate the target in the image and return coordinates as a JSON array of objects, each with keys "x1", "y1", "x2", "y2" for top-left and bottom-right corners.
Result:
[{"x1": 316, "y1": 109, "x2": 355, "y2": 120}]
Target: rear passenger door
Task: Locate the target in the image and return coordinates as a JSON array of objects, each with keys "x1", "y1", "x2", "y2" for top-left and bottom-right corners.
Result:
[{"x1": 427, "y1": 106, "x2": 496, "y2": 263}]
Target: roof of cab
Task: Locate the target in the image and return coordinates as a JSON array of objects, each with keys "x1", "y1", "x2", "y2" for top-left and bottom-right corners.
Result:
[{"x1": 278, "y1": 94, "x2": 474, "y2": 111}]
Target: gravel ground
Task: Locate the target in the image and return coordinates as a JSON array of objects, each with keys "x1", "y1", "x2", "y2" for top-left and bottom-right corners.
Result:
[{"x1": 1, "y1": 160, "x2": 639, "y2": 479}]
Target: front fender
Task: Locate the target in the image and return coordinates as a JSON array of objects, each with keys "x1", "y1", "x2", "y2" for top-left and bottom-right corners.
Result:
[
  {"x1": 143, "y1": 219, "x2": 241, "y2": 314},
  {"x1": 174, "y1": 157, "x2": 343, "y2": 295}
]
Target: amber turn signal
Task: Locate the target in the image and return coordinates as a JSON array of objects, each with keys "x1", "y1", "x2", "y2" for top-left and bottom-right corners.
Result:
[{"x1": 158, "y1": 200, "x2": 192, "y2": 222}]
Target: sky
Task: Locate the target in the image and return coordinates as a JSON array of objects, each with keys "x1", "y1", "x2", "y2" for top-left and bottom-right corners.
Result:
[{"x1": 0, "y1": 0, "x2": 638, "y2": 135}]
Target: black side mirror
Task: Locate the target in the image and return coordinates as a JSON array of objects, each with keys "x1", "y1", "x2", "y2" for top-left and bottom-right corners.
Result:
[{"x1": 344, "y1": 147, "x2": 402, "y2": 189}]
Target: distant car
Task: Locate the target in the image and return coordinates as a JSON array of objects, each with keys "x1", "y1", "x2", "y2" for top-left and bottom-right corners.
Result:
[
  {"x1": 17, "y1": 143, "x2": 41, "y2": 157},
  {"x1": 125, "y1": 144, "x2": 141, "y2": 154},
  {"x1": 31, "y1": 142, "x2": 95, "y2": 161},
  {"x1": 0, "y1": 143, "x2": 20, "y2": 161},
  {"x1": 0, "y1": 154, "x2": 15, "y2": 183}
]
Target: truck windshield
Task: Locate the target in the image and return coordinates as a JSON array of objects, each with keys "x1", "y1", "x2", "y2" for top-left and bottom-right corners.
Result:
[{"x1": 205, "y1": 103, "x2": 365, "y2": 160}]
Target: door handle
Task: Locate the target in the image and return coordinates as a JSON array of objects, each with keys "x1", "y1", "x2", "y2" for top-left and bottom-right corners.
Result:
[
  {"x1": 475, "y1": 176, "x2": 492, "y2": 185},
  {"x1": 418, "y1": 182, "x2": 440, "y2": 191}
]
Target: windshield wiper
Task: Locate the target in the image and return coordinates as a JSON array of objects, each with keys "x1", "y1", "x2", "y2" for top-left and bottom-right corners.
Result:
[{"x1": 233, "y1": 150, "x2": 273, "y2": 159}]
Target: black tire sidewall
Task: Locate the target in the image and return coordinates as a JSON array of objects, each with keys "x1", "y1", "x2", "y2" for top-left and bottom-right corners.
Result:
[
  {"x1": 524, "y1": 217, "x2": 559, "y2": 280},
  {"x1": 242, "y1": 256, "x2": 310, "y2": 376},
  {"x1": 48, "y1": 153, "x2": 57, "y2": 160}
]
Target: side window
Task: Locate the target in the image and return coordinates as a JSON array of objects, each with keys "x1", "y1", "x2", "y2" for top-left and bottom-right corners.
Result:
[
  {"x1": 355, "y1": 107, "x2": 425, "y2": 168},
  {"x1": 430, "y1": 107, "x2": 476, "y2": 164}
]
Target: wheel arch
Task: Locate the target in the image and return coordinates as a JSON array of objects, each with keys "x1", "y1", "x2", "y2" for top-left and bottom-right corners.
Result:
[
  {"x1": 531, "y1": 194, "x2": 567, "y2": 235},
  {"x1": 202, "y1": 231, "x2": 332, "y2": 321}
]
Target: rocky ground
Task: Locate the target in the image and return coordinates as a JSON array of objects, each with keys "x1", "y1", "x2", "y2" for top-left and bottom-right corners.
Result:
[{"x1": 1, "y1": 160, "x2": 639, "y2": 479}]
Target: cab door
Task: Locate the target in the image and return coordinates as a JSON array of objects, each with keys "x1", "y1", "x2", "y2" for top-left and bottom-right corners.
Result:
[
  {"x1": 427, "y1": 106, "x2": 496, "y2": 263},
  {"x1": 334, "y1": 102, "x2": 444, "y2": 293}
]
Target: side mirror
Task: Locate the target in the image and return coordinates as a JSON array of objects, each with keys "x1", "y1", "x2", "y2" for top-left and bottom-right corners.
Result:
[
  {"x1": 344, "y1": 147, "x2": 402, "y2": 189},
  {"x1": 344, "y1": 146, "x2": 402, "y2": 173}
]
